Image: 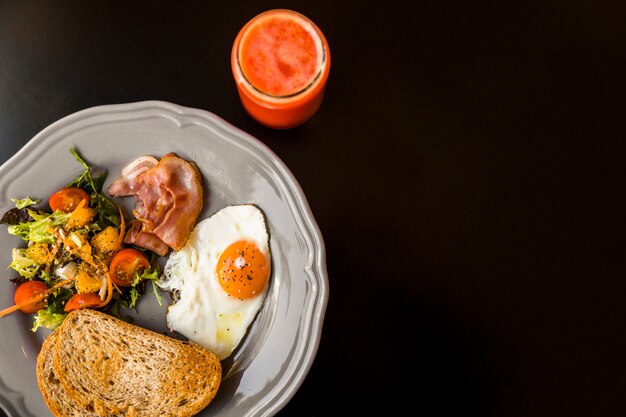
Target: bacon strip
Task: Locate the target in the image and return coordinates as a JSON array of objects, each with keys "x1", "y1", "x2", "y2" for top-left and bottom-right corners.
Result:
[
  {"x1": 107, "y1": 153, "x2": 203, "y2": 253},
  {"x1": 124, "y1": 219, "x2": 169, "y2": 256}
]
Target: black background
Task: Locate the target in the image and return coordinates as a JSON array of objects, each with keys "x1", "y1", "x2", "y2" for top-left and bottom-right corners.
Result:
[{"x1": 1, "y1": 0, "x2": 624, "y2": 416}]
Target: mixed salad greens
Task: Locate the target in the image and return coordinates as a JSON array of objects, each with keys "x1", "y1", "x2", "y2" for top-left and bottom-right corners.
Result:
[{"x1": 0, "y1": 149, "x2": 160, "y2": 331}]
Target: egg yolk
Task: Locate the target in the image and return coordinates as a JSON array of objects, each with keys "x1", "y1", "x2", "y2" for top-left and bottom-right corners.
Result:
[{"x1": 217, "y1": 240, "x2": 270, "y2": 299}]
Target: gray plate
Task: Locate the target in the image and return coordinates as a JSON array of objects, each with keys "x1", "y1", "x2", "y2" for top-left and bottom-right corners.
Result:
[{"x1": 0, "y1": 101, "x2": 328, "y2": 417}]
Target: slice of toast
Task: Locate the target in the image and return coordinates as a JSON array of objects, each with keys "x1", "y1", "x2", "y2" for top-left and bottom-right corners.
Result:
[
  {"x1": 37, "y1": 330, "x2": 122, "y2": 417},
  {"x1": 52, "y1": 309, "x2": 221, "y2": 417}
]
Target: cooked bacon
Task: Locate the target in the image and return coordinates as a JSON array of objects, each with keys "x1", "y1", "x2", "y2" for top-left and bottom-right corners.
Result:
[
  {"x1": 124, "y1": 219, "x2": 169, "y2": 256},
  {"x1": 107, "y1": 153, "x2": 203, "y2": 253}
]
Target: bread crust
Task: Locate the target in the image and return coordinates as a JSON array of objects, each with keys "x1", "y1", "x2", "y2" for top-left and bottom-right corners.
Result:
[
  {"x1": 37, "y1": 331, "x2": 113, "y2": 417},
  {"x1": 37, "y1": 309, "x2": 221, "y2": 417}
]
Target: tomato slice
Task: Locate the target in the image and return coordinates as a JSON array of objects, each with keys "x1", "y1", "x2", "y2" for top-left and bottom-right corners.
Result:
[
  {"x1": 64, "y1": 292, "x2": 102, "y2": 312},
  {"x1": 14, "y1": 281, "x2": 48, "y2": 314},
  {"x1": 49, "y1": 187, "x2": 90, "y2": 213},
  {"x1": 108, "y1": 248, "x2": 150, "y2": 287}
]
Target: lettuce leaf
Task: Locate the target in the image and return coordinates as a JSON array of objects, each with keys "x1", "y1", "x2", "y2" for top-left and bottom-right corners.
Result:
[
  {"x1": 0, "y1": 207, "x2": 32, "y2": 225},
  {"x1": 7, "y1": 209, "x2": 70, "y2": 243},
  {"x1": 8, "y1": 248, "x2": 39, "y2": 278},
  {"x1": 1, "y1": 197, "x2": 39, "y2": 225},
  {"x1": 31, "y1": 287, "x2": 73, "y2": 331},
  {"x1": 12, "y1": 197, "x2": 39, "y2": 209},
  {"x1": 31, "y1": 309, "x2": 67, "y2": 332}
]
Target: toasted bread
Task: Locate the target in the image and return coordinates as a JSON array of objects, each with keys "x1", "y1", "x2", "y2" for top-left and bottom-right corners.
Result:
[
  {"x1": 51, "y1": 309, "x2": 221, "y2": 417},
  {"x1": 37, "y1": 331, "x2": 121, "y2": 417}
]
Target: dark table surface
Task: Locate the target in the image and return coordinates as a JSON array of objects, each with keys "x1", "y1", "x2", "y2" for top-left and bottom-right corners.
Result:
[{"x1": 1, "y1": 0, "x2": 624, "y2": 416}]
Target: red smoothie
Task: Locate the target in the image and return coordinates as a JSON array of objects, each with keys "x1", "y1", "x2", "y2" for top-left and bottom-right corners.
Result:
[{"x1": 232, "y1": 9, "x2": 331, "y2": 129}]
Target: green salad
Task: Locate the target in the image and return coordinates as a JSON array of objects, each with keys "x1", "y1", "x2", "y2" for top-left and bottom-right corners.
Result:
[{"x1": 0, "y1": 149, "x2": 160, "y2": 331}]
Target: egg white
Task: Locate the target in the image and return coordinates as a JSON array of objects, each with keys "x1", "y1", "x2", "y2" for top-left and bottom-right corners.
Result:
[{"x1": 159, "y1": 205, "x2": 271, "y2": 360}]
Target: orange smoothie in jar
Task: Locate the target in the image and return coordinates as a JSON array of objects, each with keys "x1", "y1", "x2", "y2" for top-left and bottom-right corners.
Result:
[{"x1": 231, "y1": 9, "x2": 331, "y2": 129}]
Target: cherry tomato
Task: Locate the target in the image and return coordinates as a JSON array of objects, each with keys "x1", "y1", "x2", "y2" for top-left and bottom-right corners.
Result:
[
  {"x1": 64, "y1": 292, "x2": 102, "y2": 312},
  {"x1": 108, "y1": 248, "x2": 150, "y2": 287},
  {"x1": 14, "y1": 281, "x2": 48, "y2": 314},
  {"x1": 48, "y1": 187, "x2": 90, "y2": 213}
]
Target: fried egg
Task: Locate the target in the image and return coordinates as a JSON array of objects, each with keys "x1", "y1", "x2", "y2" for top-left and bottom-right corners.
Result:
[{"x1": 159, "y1": 204, "x2": 271, "y2": 360}]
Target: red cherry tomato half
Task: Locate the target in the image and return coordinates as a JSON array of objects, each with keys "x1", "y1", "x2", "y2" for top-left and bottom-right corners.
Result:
[
  {"x1": 108, "y1": 248, "x2": 150, "y2": 287},
  {"x1": 64, "y1": 292, "x2": 102, "y2": 312},
  {"x1": 49, "y1": 187, "x2": 90, "y2": 213},
  {"x1": 14, "y1": 281, "x2": 48, "y2": 314}
]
